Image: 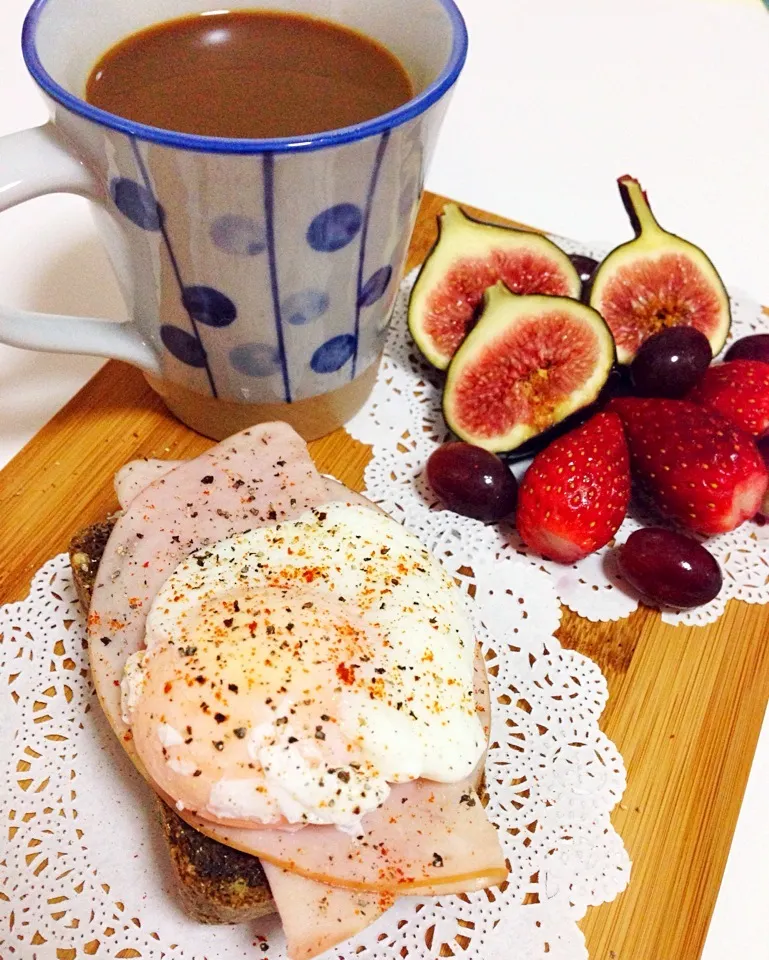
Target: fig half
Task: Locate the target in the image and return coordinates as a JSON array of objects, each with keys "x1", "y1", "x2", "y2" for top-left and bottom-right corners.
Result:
[
  {"x1": 409, "y1": 204, "x2": 581, "y2": 370},
  {"x1": 590, "y1": 176, "x2": 731, "y2": 364},
  {"x1": 443, "y1": 283, "x2": 615, "y2": 453}
]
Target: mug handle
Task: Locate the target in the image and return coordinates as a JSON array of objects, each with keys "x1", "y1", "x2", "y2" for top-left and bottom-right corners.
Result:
[{"x1": 0, "y1": 123, "x2": 160, "y2": 374}]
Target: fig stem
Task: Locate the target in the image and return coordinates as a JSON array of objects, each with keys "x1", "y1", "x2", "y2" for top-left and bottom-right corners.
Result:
[
  {"x1": 618, "y1": 175, "x2": 661, "y2": 238},
  {"x1": 441, "y1": 203, "x2": 467, "y2": 228}
]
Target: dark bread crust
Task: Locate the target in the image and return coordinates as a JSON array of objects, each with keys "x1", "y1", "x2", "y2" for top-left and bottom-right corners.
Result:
[
  {"x1": 69, "y1": 519, "x2": 275, "y2": 923},
  {"x1": 158, "y1": 804, "x2": 275, "y2": 923}
]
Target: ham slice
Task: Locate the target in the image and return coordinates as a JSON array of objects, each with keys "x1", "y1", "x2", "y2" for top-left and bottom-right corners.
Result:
[
  {"x1": 90, "y1": 422, "x2": 330, "y2": 742},
  {"x1": 183, "y1": 774, "x2": 500, "y2": 895},
  {"x1": 261, "y1": 656, "x2": 490, "y2": 960},
  {"x1": 262, "y1": 865, "x2": 389, "y2": 960},
  {"x1": 88, "y1": 422, "x2": 505, "y2": 903},
  {"x1": 114, "y1": 458, "x2": 184, "y2": 508},
  {"x1": 178, "y1": 648, "x2": 499, "y2": 894}
]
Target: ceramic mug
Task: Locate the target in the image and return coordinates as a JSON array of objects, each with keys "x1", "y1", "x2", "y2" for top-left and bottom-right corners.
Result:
[{"x1": 0, "y1": 0, "x2": 467, "y2": 440}]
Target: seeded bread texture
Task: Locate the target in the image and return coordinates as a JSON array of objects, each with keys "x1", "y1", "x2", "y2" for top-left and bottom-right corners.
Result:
[{"x1": 69, "y1": 519, "x2": 275, "y2": 923}]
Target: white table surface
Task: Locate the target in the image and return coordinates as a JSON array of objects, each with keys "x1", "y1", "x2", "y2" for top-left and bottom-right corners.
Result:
[{"x1": 0, "y1": 0, "x2": 767, "y2": 955}]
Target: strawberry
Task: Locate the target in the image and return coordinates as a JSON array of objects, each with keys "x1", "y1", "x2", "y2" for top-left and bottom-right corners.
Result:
[
  {"x1": 516, "y1": 412, "x2": 630, "y2": 563},
  {"x1": 609, "y1": 396, "x2": 769, "y2": 534},
  {"x1": 688, "y1": 360, "x2": 769, "y2": 437}
]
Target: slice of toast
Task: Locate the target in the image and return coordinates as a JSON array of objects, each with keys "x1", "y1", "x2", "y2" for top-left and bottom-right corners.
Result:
[{"x1": 69, "y1": 520, "x2": 276, "y2": 923}]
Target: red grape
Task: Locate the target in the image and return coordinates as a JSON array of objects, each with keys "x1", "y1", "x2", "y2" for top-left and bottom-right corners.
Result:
[
  {"x1": 757, "y1": 435, "x2": 769, "y2": 516},
  {"x1": 569, "y1": 254, "x2": 599, "y2": 284},
  {"x1": 426, "y1": 442, "x2": 517, "y2": 522},
  {"x1": 724, "y1": 334, "x2": 769, "y2": 365},
  {"x1": 569, "y1": 254, "x2": 599, "y2": 304},
  {"x1": 629, "y1": 327, "x2": 712, "y2": 398},
  {"x1": 616, "y1": 528, "x2": 722, "y2": 608}
]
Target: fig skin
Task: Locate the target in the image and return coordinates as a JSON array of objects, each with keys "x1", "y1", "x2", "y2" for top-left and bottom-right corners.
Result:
[{"x1": 589, "y1": 175, "x2": 731, "y2": 365}]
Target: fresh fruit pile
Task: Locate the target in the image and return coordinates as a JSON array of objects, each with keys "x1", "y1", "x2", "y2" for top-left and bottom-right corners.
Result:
[{"x1": 415, "y1": 177, "x2": 769, "y2": 610}]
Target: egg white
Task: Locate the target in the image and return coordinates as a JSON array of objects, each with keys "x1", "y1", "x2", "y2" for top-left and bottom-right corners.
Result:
[{"x1": 126, "y1": 502, "x2": 484, "y2": 831}]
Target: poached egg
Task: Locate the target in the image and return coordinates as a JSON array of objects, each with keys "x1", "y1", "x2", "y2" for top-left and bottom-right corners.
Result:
[{"x1": 125, "y1": 502, "x2": 484, "y2": 833}]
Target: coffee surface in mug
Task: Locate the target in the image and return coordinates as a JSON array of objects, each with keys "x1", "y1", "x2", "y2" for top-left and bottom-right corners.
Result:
[{"x1": 85, "y1": 10, "x2": 414, "y2": 139}]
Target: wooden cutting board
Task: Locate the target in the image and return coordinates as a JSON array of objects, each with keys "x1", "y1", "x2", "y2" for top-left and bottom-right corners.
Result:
[{"x1": 1, "y1": 191, "x2": 767, "y2": 960}]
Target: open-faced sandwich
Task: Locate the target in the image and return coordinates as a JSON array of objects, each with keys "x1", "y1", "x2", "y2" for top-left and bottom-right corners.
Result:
[{"x1": 70, "y1": 422, "x2": 505, "y2": 959}]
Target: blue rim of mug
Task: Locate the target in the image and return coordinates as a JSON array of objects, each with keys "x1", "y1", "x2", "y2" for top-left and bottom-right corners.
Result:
[{"x1": 21, "y1": 0, "x2": 468, "y2": 154}]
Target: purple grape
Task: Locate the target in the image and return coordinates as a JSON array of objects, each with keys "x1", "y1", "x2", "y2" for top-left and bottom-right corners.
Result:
[
  {"x1": 723, "y1": 334, "x2": 769, "y2": 365},
  {"x1": 426, "y1": 442, "x2": 517, "y2": 522},
  {"x1": 629, "y1": 327, "x2": 712, "y2": 398},
  {"x1": 569, "y1": 254, "x2": 599, "y2": 285},
  {"x1": 616, "y1": 528, "x2": 722, "y2": 608},
  {"x1": 757, "y1": 436, "x2": 769, "y2": 517},
  {"x1": 569, "y1": 254, "x2": 599, "y2": 304}
]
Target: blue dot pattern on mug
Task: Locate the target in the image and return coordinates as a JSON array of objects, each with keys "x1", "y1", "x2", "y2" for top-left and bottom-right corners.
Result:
[
  {"x1": 358, "y1": 265, "x2": 393, "y2": 308},
  {"x1": 161, "y1": 324, "x2": 208, "y2": 367},
  {"x1": 111, "y1": 177, "x2": 164, "y2": 231},
  {"x1": 182, "y1": 285, "x2": 237, "y2": 327},
  {"x1": 230, "y1": 342, "x2": 281, "y2": 377},
  {"x1": 306, "y1": 204, "x2": 363, "y2": 252},
  {"x1": 282, "y1": 289, "x2": 331, "y2": 326},
  {"x1": 311, "y1": 334, "x2": 357, "y2": 374},
  {"x1": 210, "y1": 214, "x2": 266, "y2": 256}
]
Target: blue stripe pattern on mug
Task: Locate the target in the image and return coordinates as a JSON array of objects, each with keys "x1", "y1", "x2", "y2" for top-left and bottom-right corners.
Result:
[
  {"x1": 110, "y1": 177, "x2": 164, "y2": 231},
  {"x1": 358, "y1": 265, "x2": 393, "y2": 308},
  {"x1": 352, "y1": 131, "x2": 391, "y2": 378},
  {"x1": 262, "y1": 152, "x2": 292, "y2": 403},
  {"x1": 182, "y1": 286, "x2": 237, "y2": 328},
  {"x1": 122, "y1": 138, "x2": 220, "y2": 398},
  {"x1": 108, "y1": 125, "x2": 424, "y2": 407}
]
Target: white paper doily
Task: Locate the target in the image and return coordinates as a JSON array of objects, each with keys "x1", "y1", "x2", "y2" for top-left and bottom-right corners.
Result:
[
  {"x1": 1, "y1": 543, "x2": 629, "y2": 959},
  {"x1": 347, "y1": 247, "x2": 769, "y2": 627}
]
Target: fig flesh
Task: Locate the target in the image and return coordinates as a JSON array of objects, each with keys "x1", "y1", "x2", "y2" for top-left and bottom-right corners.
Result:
[
  {"x1": 443, "y1": 283, "x2": 615, "y2": 453},
  {"x1": 503, "y1": 365, "x2": 630, "y2": 462},
  {"x1": 589, "y1": 176, "x2": 731, "y2": 364},
  {"x1": 409, "y1": 203, "x2": 581, "y2": 370}
]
